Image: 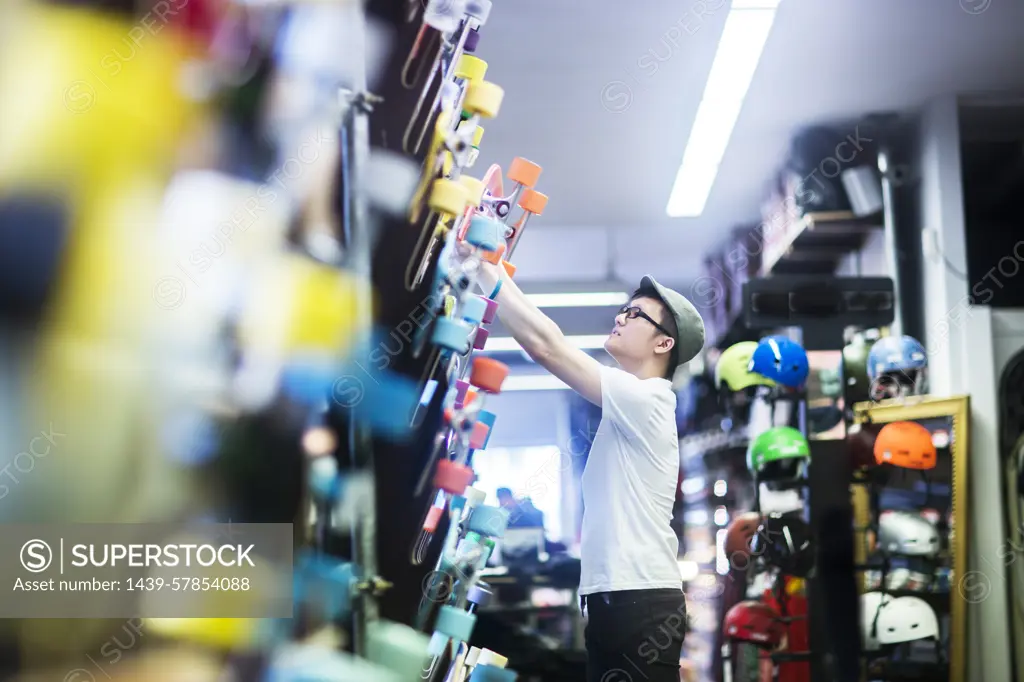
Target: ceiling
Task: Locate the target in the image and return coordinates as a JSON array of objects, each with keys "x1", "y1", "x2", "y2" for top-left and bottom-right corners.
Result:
[{"x1": 473, "y1": 0, "x2": 1024, "y2": 288}]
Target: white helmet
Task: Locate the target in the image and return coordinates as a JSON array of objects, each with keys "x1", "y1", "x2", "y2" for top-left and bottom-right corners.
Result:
[
  {"x1": 860, "y1": 591, "x2": 893, "y2": 651},
  {"x1": 877, "y1": 510, "x2": 940, "y2": 557},
  {"x1": 876, "y1": 596, "x2": 940, "y2": 645}
]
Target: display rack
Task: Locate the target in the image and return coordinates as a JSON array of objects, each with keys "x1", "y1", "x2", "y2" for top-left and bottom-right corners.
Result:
[{"x1": 761, "y1": 211, "x2": 883, "y2": 276}]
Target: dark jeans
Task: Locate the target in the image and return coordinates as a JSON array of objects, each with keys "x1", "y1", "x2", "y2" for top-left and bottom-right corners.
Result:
[{"x1": 582, "y1": 588, "x2": 687, "y2": 682}]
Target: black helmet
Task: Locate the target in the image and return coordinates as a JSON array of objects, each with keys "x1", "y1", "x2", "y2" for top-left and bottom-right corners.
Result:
[{"x1": 750, "y1": 512, "x2": 815, "y2": 577}]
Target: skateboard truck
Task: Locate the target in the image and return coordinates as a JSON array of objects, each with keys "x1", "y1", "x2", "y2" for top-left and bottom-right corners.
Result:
[
  {"x1": 504, "y1": 187, "x2": 548, "y2": 260},
  {"x1": 338, "y1": 87, "x2": 384, "y2": 116},
  {"x1": 407, "y1": 51, "x2": 488, "y2": 157},
  {"x1": 407, "y1": 216, "x2": 502, "y2": 420},
  {"x1": 401, "y1": 0, "x2": 464, "y2": 91},
  {"x1": 403, "y1": 0, "x2": 491, "y2": 155},
  {"x1": 406, "y1": 179, "x2": 470, "y2": 291},
  {"x1": 356, "y1": 575, "x2": 394, "y2": 598},
  {"x1": 479, "y1": 157, "x2": 538, "y2": 223},
  {"x1": 411, "y1": 358, "x2": 507, "y2": 564}
]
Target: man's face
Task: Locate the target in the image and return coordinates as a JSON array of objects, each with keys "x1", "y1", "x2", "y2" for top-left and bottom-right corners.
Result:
[{"x1": 604, "y1": 296, "x2": 672, "y2": 364}]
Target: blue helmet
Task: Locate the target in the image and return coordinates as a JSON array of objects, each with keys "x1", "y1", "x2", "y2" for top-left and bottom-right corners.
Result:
[
  {"x1": 748, "y1": 336, "x2": 809, "y2": 388},
  {"x1": 867, "y1": 335, "x2": 927, "y2": 380}
]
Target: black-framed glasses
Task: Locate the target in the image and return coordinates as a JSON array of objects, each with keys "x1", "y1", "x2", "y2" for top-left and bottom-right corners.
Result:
[{"x1": 617, "y1": 305, "x2": 673, "y2": 337}]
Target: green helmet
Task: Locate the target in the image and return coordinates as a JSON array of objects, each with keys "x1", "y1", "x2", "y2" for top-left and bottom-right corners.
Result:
[
  {"x1": 841, "y1": 340, "x2": 871, "y2": 404},
  {"x1": 716, "y1": 342, "x2": 776, "y2": 391},
  {"x1": 819, "y1": 368, "x2": 842, "y2": 398},
  {"x1": 747, "y1": 427, "x2": 810, "y2": 482}
]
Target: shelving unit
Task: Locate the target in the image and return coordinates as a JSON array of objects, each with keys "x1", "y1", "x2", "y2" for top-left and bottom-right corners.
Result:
[{"x1": 761, "y1": 211, "x2": 884, "y2": 276}]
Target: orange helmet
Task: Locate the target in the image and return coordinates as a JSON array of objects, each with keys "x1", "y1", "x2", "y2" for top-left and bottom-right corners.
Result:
[{"x1": 874, "y1": 421, "x2": 936, "y2": 470}]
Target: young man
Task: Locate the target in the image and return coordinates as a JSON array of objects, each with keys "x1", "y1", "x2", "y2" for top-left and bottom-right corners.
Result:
[{"x1": 470, "y1": 257, "x2": 705, "y2": 682}]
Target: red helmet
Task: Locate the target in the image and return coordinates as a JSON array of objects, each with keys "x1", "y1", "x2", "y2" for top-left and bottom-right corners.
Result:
[
  {"x1": 847, "y1": 423, "x2": 882, "y2": 470},
  {"x1": 722, "y1": 601, "x2": 786, "y2": 648},
  {"x1": 724, "y1": 512, "x2": 761, "y2": 563}
]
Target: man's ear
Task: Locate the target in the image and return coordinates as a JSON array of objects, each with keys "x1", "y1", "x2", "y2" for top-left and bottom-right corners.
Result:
[{"x1": 656, "y1": 335, "x2": 675, "y2": 355}]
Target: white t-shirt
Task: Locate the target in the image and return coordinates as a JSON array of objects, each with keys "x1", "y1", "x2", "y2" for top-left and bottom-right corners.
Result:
[{"x1": 579, "y1": 365, "x2": 681, "y2": 595}]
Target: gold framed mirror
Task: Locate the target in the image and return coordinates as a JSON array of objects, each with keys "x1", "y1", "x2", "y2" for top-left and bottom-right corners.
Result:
[{"x1": 851, "y1": 395, "x2": 969, "y2": 682}]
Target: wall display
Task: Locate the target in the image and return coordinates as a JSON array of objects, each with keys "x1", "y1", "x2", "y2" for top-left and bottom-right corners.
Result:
[
  {"x1": 852, "y1": 395, "x2": 969, "y2": 682},
  {"x1": 712, "y1": 337, "x2": 819, "y2": 682}
]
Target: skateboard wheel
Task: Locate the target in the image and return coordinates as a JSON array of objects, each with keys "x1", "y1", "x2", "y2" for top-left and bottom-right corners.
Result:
[
  {"x1": 144, "y1": 617, "x2": 260, "y2": 651},
  {"x1": 281, "y1": 258, "x2": 362, "y2": 353},
  {"x1": 464, "y1": 215, "x2": 503, "y2": 251},
  {"x1": 470, "y1": 664, "x2": 517, "y2": 682},
  {"x1": 518, "y1": 188, "x2": 548, "y2": 215},
  {"x1": 473, "y1": 326, "x2": 489, "y2": 350},
  {"x1": 435, "y1": 606, "x2": 476, "y2": 642},
  {"x1": 455, "y1": 54, "x2": 488, "y2": 82},
  {"x1": 465, "y1": 0, "x2": 492, "y2": 22},
  {"x1": 294, "y1": 555, "x2": 359, "y2": 620},
  {"x1": 481, "y1": 297, "x2": 499, "y2": 323},
  {"x1": 432, "y1": 318, "x2": 472, "y2": 353},
  {"x1": 468, "y1": 505, "x2": 510, "y2": 538},
  {"x1": 508, "y1": 158, "x2": 542, "y2": 188},
  {"x1": 461, "y1": 295, "x2": 488, "y2": 325},
  {"x1": 501, "y1": 260, "x2": 516, "y2": 278},
  {"x1": 467, "y1": 584, "x2": 493, "y2": 607},
  {"x1": 309, "y1": 456, "x2": 339, "y2": 500},
  {"x1": 460, "y1": 176, "x2": 486, "y2": 207},
  {"x1": 471, "y1": 357, "x2": 509, "y2": 393},
  {"x1": 434, "y1": 459, "x2": 475, "y2": 495},
  {"x1": 469, "y1": 421, "x2": 490, "y2": 450},
  {"x1": 342, "y1": 363, "x2": 419, "y2": 442},
  {"x1": 464, "y1": 27, "x2": 481, "y2": 52},
  {"x1": 428, "y1": 179, "x2": 469, "y2": 216},
  {"x1": 463, "y1": 81, "x2": 504, "y2": 119},
  {"x1": 464, "y1": 486, "x2": 486, "y2": 507},
  {"x1": 424, "y1": 504, "x2": 444, "y2": 533},
  {"x1": 477, "y1": 650, "x2": 509, "y2": 669},
  {"x1": 366, "y1": 621, "x2": 430, "y2": 680},
  {"x1": 477, "y1": 410, "x2": 497, "y2": 449}
]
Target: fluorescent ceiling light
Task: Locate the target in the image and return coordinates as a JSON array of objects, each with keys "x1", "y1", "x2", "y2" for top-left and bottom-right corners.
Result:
[
  {"x1": 525, "y1": 292, "x2": 628, "y2": 308},
  {"x1": 501, "y1": 374, "x2": 571, "y2": 392},
  {"x1": 666, "y1": 3, "x2": 780, "y2": 217},
  {"x1": 484, "y1": 334, "x2": 608, "y2": 353}
]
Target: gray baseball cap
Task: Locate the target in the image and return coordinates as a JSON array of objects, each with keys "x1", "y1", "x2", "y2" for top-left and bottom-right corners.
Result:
[{"x1": 640, "y1": 275, "x2": 706, "y2": 366}]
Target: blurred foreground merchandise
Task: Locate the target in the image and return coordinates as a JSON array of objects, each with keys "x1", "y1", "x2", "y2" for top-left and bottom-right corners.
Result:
[
  {"x1": 0, "y1": 0, "x2": 201, "y2": 526},
  {"x1": 0, "y1": 1, "x2": 229, "y2": 677},
  {"x1": 0, "y1": 0, "x2": 480, "y2": 678}
]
